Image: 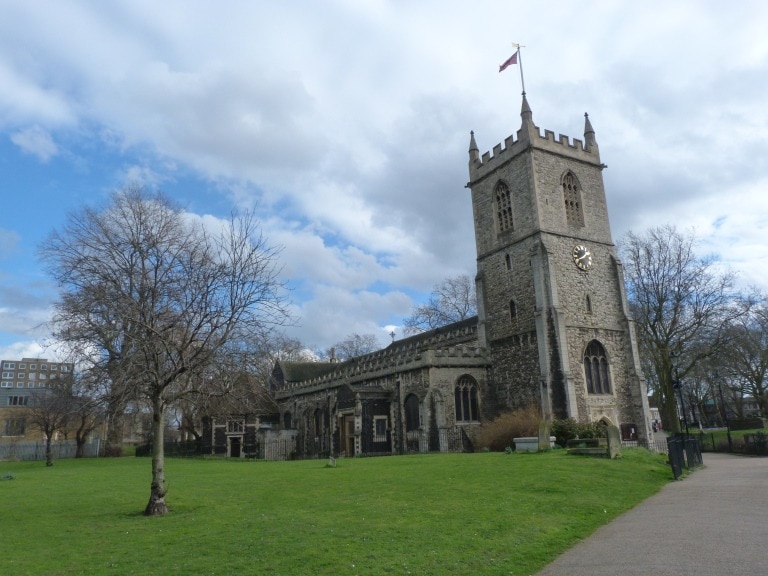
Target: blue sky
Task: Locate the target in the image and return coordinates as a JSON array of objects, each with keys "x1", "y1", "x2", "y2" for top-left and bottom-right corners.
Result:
[{"x1": 2, "y1": 0, "x2": 768, "y2": 360}]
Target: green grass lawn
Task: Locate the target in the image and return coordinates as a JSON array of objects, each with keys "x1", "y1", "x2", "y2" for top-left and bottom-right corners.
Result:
[{"x1": 0, "y1": 450, "x2": 671, "y2": 575}]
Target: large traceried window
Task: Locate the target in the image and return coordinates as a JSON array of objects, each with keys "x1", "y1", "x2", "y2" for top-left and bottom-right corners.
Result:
[
  {"x1": 455, "y1": 375, "x2": 480, "y2": 422},
  {"x1": 562, "y1": 171, "x2": 584, "y2": 226},
  {"x1": 495, "y1": 182, "x2": 514, "y2": 233},
  {"x1": 584, "y1": 340, "x2": 611, "y2": 394}
]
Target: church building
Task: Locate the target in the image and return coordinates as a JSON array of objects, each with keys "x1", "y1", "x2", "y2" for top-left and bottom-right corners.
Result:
[{"x1": 229, "y1": 95, "x2": 651, "y2": 459}]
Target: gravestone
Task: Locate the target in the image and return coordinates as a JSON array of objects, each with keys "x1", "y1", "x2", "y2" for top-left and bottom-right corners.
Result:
[
  {"x1": 538, "y1": 421, "x2": 551, "y2": 451},
  {"x1": 606, "y1": 424, "x2": 622, "y2": 459}
]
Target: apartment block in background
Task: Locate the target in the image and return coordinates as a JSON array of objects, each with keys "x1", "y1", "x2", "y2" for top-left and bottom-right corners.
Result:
[{"x1": 1, "y1": 357, "x2": 74, "y2": 440}]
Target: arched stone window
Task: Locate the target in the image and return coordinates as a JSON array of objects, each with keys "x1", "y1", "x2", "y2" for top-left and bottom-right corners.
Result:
[
  {"x1": 584, "y1": 340, "x2": 611, "y2": 394},
  {"x1": 283, "y1": 411, "x2": 292, "y2": 429},
  {"x1": 585, "y1": 294, "x2": 592, "y2": 314},
  {"x1": 495, "y1": 182, "x2": 513, "y2": 233},
  {"x1": 509, "y1": 299, "x2": 517, "y2": 322},
  {"x1": 562, "y1": 171, "x2": 584, "y2": 226},
  {"x1": 404, "y1": 394, "x2": 421, "y2": 432},
  {"x1": 455, "y1": 375, "x2": 480, "y2": 422}
]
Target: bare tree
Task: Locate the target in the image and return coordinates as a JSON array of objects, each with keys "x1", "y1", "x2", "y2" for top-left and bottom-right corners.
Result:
[
  {"x1": 40, "y1": 188, "x2": 289, "y2": 515},
  {"x1": 620, "y1": 225, "x2": 742, "y2": 433},
  {"x1": 68, "y1": 369, "x2": 106, "y2": 457},
  {"x1": 50, "y1": 282, "x2": 141, "y2": 456},
  {"x1": 720, "y1": 295, "x2": 768, "y2": 417},
  {"x1": 27, "y1": 384, "x2": 73, "y2": 466},
  {"x1": 403, "y1": 274, "x2": 477, "y2": 335},
  {"x1": 174, "y1": 331, "x2": 316, "y2": 441},
  {"x1": 245, "y1": 333, "x2": 317, "y2": 381},
  {"x1": 174, "y1": 341, "x2": 281, "y2": 442},
  {"x1": 330, "y1": 333, "x2": 381, "y2": 360}
]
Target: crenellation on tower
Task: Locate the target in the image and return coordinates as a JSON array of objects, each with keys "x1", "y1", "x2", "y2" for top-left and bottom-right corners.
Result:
[{"x1": 469, "y1": 123, "x2": 601, "y2": 186}]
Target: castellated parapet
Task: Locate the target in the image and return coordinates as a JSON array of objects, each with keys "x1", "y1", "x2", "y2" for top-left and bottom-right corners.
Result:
[
  {"x1": 273, "y1": 319, "x2": 488, "y2": 400},
  {"x1": 469, "y1": 114, "x2": 602, "y2": 186}
]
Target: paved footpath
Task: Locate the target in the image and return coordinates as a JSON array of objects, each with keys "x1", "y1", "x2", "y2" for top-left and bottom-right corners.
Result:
[{"x1": 535, "y1": 453, "x2": 768, "y2": 576}]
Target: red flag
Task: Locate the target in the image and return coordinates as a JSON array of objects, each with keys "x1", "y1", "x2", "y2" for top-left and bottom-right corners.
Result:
[{"x1": 499, "y1": 51, "x2": 518, "y2": 73}]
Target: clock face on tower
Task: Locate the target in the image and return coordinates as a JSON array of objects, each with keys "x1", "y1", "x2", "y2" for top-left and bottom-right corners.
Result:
[{"x1": 572, "y1": 244, "x2": 592, "y2": 271}]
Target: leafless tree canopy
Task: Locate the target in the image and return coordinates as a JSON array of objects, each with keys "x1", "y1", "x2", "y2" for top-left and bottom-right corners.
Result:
[
  {"x1": 330, "y1": 333, "x2": 381, "y2": 360},
  {"x1": 39, "y1": 187, "x2": 289, "y2": 514},
  {"x1": 27, "y1": 384, "x2": 74, "y2": 466},
  {"x1": 403, "y1": 274, "x2": 477, "y2": 335},
  {"x1": 620, "y1": 224, "x2": 743, "y2": 433},
  {"x1": 719, "y1": 295, "x2": 768, "y2": 417}
]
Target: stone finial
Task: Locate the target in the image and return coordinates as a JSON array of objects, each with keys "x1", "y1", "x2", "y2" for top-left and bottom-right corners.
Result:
[
  {"x1": 521, "y1": 92, "x2": 533, "y2": 123},
  {"x1": 468, "y1": 130, "x2": 479, "y2": 164},
  {"x1": 519, "y1": 92, "x2": 537, "y2": 143},
  {"x1": 584, "y1": 112, "x2": 599, "y2": 155}
]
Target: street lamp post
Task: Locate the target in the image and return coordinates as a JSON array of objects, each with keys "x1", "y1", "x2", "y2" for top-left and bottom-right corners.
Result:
[
  {"x1": 673, "y1": 367, "x2": 690, "y2": 436},
  {"x1": 326, "y1": 388, "x2": 333, "y2": 459}
]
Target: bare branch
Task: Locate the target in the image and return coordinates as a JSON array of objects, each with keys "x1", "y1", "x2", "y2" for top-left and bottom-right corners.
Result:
[{"x1": 403, "y1": 274, "x2": 477, "y2": 335}]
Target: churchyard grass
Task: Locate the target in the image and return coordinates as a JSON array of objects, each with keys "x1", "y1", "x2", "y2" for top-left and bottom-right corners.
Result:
[{"x1": 0, "y1": 449, "x2": 670, "y2": 575}]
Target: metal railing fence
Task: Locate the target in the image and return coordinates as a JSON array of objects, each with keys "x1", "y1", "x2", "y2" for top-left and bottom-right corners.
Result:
[{"x1": 0, "y1": 439, "x2": 100, "y2": 461}]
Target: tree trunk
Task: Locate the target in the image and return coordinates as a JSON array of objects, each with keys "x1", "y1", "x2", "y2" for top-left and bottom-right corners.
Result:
[
  {"x1": 105, "y1": 402, "x2": 126, "y2": 457},
  {"x1": 144, "y1": 400, "x2": 168, "y2": 516},
  {"x1": 656, "y1": 357, "x2": 681, "y2": 434},
  {"x1": 45, "y1": 436, "x2": 54, "y2": 467},
  {"x1": 75, "y1": 435, "x2": 85, "y2": 458},
  {"x1": 660, "y1": 385, "x2": 681, "y2": 434}
]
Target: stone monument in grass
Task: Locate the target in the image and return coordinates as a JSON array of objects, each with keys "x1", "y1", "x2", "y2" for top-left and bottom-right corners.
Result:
[
  {"x1": 606, "y1": 424, "x2": 622, "y2": 458},
  {"x1": 538, "y1": 421, "x2": 552, "y2": 451}
]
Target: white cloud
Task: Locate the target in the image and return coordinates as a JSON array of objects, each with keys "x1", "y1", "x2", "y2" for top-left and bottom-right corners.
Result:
[
  {"x1": 1, "y1": 0, "x2": 768, "y2": 351},
  {"x1": 0, "y1": 340, "x2": 47, "y2": 362},
  {"x1": 10, "y1": 126, "x2": 59, "y2": 162}
]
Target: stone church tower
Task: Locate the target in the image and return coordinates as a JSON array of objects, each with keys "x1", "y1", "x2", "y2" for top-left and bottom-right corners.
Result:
[{"x1": 467, "y1": 94, "x2": 650, "y2": 441}]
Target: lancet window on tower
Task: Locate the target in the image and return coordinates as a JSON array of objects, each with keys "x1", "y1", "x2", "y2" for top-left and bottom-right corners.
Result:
[
  {"x1": 495, "y1": 182, "x2": 513, "y2": 233},
  {"x1": 584, "y1": 340, "x2": 611, "y2": 394},
  {"x1": 562, "y1": 171, "x2": 584, "y2": 226}
]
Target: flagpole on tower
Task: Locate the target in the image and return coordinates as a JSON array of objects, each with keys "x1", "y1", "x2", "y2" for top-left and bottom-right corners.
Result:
[
  {"x1": 514, "y1": 43, "x2": 526, "y2": 94},
  {"x1": 499, "y1": 43, "x2": 526, "y2": 95}
]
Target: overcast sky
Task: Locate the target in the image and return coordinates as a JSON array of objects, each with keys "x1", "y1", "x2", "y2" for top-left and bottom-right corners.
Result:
[{"x1": 1, "y1": 0, "x2": 767, "y2": 360}]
